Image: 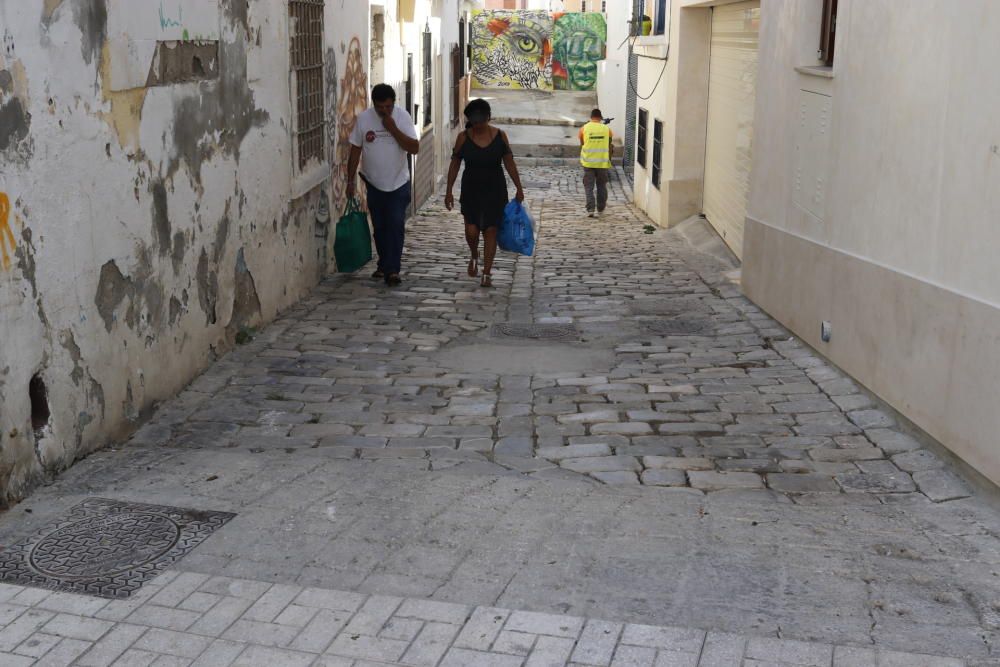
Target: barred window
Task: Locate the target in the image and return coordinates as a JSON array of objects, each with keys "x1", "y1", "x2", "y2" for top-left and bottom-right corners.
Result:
[
  {"x1": 451, "y1": 44, "x2": 461, "y2": 127},
  {"x1": 636, "y1": 108, "x2": 648, "y2": 168},
  {"x1": 652, "y1": 119, "x2": 663, "y2": 188},
  {"x1": 422, "y1": 29, "x2": 433, "y2": 128},
  {"x1": 290, "y1": 0, "x2": 325, "y2": 169}
]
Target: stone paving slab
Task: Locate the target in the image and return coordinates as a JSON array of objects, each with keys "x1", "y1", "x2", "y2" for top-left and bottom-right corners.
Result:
[{"x1": 0, "y1": 574, "x2": 972, "y2": 666}]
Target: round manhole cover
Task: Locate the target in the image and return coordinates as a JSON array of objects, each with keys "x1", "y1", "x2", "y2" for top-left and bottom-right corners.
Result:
[
  {"x1": 28, "y1": 512, "x2": 181, "y2": 579},
  {"x1": 491, "y1": 323, "x2": 578, "y2": 341}
]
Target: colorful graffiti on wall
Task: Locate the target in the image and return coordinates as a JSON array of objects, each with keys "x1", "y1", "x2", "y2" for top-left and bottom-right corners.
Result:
[
  {"x1": 470, "y1": 10, "x2": 606, "y2": 91},
  {"x1": 333, "y1": 37, "x2": 369, "y2": 216},
  {"x1": 552, "y1": 12, "x2": 607, "y2": 91},
  {"x1": 0, "y1": 193, "x2": 16, "y2": 271},
  {"x1": 471, "y1": 10, "x2": 553, "y2": 90}
]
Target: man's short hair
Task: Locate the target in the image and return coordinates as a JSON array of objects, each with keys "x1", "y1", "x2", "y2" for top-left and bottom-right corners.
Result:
[
  {"x1": 372, "y1": 84, "x2": 396, "y2": 103},
  {"x1": 591, "y1": 108, "x2": 603, "y2": 119}
]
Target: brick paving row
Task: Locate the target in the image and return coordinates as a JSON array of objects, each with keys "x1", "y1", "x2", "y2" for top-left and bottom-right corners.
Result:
[{"x1": 0, "y1": 573, "x2": 966, "y2": 666}]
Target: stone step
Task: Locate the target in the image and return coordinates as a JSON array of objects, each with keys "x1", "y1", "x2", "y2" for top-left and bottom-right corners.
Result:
[{"x1": 493, "y1": 116, "x2": 584, "y2": 128}]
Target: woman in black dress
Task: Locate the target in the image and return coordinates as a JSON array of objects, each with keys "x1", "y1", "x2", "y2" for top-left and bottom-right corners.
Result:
[{"x1": 445, "y1": 99, "x2": 525, "y2": 287}]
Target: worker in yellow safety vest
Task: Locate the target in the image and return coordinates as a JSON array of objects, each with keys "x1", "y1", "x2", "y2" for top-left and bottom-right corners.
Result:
[{"x1": 579, "y1": 109, "x2": 613, "y2": 218}]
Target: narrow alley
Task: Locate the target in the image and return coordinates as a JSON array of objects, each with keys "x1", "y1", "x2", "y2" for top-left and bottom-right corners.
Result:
[
  {"x1": 3, "y1": 1, "x2": 1000, "y2": 664},
  {"x1": 0, "y1": 166, "x2": 995, "y2": 666}
]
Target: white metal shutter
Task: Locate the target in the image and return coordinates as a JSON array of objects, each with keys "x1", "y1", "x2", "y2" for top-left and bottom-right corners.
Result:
[{"x1": 702, "y1": 0, "x2": 760, "y2": 258}]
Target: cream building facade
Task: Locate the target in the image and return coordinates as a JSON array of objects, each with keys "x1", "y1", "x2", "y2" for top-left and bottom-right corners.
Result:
[
  {"x1": 628, "y1": 0, "x2": 1000, "y2": 484},
  {"x1": 744, "y1": 0, "x2": 1000, "y2": 486}
]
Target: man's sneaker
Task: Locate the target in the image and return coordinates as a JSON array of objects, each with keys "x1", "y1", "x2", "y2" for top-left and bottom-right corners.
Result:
[
  {"x1": 385, "y1": 274, "x2": 402, "y2": 287},
  {"x1": 587, "y1": 210, "x2": 596, "y2": 218},
  {"x1": 372, "y1": 268, "x2": 385, "y2": 279}
]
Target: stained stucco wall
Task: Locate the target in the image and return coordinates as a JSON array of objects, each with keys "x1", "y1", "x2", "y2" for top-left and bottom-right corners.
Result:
[
  {"x1": 0, "y1": 0, "x2": 370, "y2": 505},
  {"x1": 743, "y1": 0, "x2": 1000, "y2": 483}
]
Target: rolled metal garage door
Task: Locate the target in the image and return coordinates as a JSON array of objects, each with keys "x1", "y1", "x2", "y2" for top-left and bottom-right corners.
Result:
[{"x1": 702, "y1": 0, "x2": 760, "y2": 258}]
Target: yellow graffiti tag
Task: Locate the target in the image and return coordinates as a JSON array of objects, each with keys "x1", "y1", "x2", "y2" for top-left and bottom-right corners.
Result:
[{"x1": 0, "y1": 193, "x2": 16, "y2": 271}]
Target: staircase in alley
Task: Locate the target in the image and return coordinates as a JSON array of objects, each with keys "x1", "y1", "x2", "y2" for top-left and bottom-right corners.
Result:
[{"x1": 471, "y1": 89, "x2": 624, "y2": 165}]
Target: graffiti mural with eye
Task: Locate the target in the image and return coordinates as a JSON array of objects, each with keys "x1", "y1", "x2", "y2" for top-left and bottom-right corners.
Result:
[
  {"x1": 471, "y1": 10, "x2": 553, "y2": 90},
  {"x1": 552, "y1": 13, "x2": 607, "y2": 91}
]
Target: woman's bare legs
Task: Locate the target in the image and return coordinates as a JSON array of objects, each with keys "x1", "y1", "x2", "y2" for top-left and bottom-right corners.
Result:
[
  {"x1": 481, "y1": 226, "x2": 498, "y2": 287},
  {"x1": 464, "y1": 221, "x2": 480, "y2": 277}
]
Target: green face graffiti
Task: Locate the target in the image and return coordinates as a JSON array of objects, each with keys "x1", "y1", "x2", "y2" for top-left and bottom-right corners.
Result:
[{"x1": 553, "y1": 13, "x2": 607, "y2": 91}]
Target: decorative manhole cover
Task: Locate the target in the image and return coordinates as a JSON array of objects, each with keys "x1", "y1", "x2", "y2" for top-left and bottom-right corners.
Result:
[
  {"x1": 0, "y1": 498, "x2": 235, "y2": 599},
  {"x1": 643, "y1": 318, "x2": 714, "y2": 336},
  {"x1": 491, "y1": 323, "x2": 578, "y2": 341},
  {"x1": 521, "y1": 180, "x2": 552, "y2": 190}
]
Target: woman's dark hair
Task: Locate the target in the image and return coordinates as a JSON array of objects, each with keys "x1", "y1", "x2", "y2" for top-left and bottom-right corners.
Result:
[{"x1": 464, "y1": 99, "x2": 492, "y2": 122}]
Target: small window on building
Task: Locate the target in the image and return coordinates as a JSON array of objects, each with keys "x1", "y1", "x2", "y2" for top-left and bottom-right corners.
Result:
[
  {"x1": 451, "y1": 44, "x2": 461, "y2": 127},
  {"x1": 602, "y1": 1, "x2": 607, "y2": 13},
  {"x1": 636, "y1": 108, "x2": 648, "y2": 168},
  {"x1": 289, "y1": 0, "x2": 325, "y2": 170},
  {"x1": 459, "y1": 17, "x2": 467, "y2": 77},
  {"x1": 651, "y1": 119, "x2": 663, "y2": 188},
  {"x1": 406, "y1": 53, "x2": 414, "y2": 118},
  {"x1": 638, "y1": 0, "x2": 668, "y2": 36},
  {"x1": 422, "y1": 28, "x2": 433, "y2": 128},
  {"x1": 819, "y1": 0, "x2": 838, "y2": 66},
  {"x1": 581, "y1": 1, "x2": 587, "y2": 11}
]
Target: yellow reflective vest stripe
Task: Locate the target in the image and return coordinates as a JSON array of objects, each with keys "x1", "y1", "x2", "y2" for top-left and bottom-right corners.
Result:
[{"x1": 580, "y1": 122, "x2": 612, "y2": 169}]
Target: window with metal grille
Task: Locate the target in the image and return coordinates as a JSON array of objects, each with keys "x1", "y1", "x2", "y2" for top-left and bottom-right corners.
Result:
[
  {"x1": 636, "y1": 108, "x2": 648, "y2": 168},
  {"x1": 451, "y1": 45, "x2": 461, "y2": 127},
  {"x1": 652, "y1": 119, "x2": 663, "y2": 188},
  {"x1": 406, "y1": 53, "x2": 414, "y2": 117},
  {"x1": 459, "y1": 18, "x2": 467, "y2": 77},
  {"x1": 819, "y1": 0, "x2": 838, "y2": 66},
  {"x1": 422, "y1": 29, "x2": 433, "y2": 128},
  {"x1": 290, "y1": 0, "x2": 325, "y2": 170}
]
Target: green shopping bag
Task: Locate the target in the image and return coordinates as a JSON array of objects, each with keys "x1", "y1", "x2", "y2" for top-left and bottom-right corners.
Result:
[{"x1": 333, "y1": 197, "x2": 373, "y2": 273}]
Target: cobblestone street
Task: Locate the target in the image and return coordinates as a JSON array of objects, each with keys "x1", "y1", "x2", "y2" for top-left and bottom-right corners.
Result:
[{"x1": 1, "y1": 166, "x2": 998, "y2": 665}]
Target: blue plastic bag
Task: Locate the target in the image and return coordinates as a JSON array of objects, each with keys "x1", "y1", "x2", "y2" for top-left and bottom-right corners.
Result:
[{"x1": 498, "y1": 201, "x2": 536, "y2": 256}]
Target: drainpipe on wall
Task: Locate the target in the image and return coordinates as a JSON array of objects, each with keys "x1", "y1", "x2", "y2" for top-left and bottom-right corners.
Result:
[{"x1": 315, "y1": 188, "x2": 331, "y2": 276}]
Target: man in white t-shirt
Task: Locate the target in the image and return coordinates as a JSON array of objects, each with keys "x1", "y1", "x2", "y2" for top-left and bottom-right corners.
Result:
[{"x1": 346, "y1": 84, "x2": 420, "y2": 286}]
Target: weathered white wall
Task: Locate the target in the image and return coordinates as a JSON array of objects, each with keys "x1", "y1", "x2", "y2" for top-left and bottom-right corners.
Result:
[
  {"x1": 0, "y1": 0, "x2": 370, "y2": 504},
  {"x1": 743, "y1": 0, "x2": 1000, "y2": 483}
]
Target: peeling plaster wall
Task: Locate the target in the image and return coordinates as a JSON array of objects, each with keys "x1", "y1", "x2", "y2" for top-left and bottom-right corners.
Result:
[{"x1": 0, "y1": 0, "x2": 363, "y2": 505}]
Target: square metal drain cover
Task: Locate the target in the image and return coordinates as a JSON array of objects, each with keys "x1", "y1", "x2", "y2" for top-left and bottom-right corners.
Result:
[
  {"x1": 643, "y1": 318, "x2": 715, "y2": 336},
  {"x1": 0, "y1": 498, "x2": 235, "y2": 599},
  {"x1": 491, "y1": 323, "x2": 578, "y2": 341}
]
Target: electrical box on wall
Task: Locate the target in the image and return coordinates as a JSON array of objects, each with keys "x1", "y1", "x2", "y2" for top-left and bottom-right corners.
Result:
[{"x1": 821, "y1": 321, "x2": 832, "y2": 343}]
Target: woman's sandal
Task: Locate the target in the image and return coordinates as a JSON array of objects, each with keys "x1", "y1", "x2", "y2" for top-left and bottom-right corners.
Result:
[
  {"x1": 468, "y1": 255, "x2": 479, "y2": 277},
  {"x1": 480, "y1": 273, "x2": 492, "y2": 288}
]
